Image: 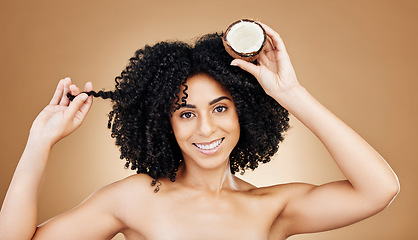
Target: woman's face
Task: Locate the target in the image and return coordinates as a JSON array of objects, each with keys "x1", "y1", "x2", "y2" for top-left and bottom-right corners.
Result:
[{"x1": 170, "y1": 74, "x2": 240, "y2": 170}]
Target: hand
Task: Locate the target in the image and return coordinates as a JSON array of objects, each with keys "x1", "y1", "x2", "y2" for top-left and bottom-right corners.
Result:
[
  {"x1": 29, "y1": 77, "x2": 93, "y2": 147},
  {"x1": 230, "y1": 23, "x2": 301, "y2": 101}
]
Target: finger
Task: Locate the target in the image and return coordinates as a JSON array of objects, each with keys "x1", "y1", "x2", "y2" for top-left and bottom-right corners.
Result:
[
  {"x1": 231, "y1": 59, "x2": 261, "y2": 79},
  {"x1": 49, "y1": 79, "x2": 65, "y2": 105},
  {"x1": 84, "y1": 81, "x2": 93, "y2": 92},
  {"x1": 257, "y1": 53, "x2": 270, "y2": 66},
  {"x1": 262, "y1": 37, "x2": 275, "y2": 52},
  {"x1": 60, "y1": 77, "x2": 72, "y2": 106},
  {"x1": 258, "y1": 38, "x2": 276, "y2": 63},
  {"x1": 78, "y1": 82, "x2": 93, "y2": 115},
  {"x1": 259, "y1": 22, "x2": 287, "y2": 52},
  {"x1": 64, "y1": 93, "x2": 89, "y2": 121},
  {"x1": 69, "y1": 84, "x2": 81, "y2": 96}
]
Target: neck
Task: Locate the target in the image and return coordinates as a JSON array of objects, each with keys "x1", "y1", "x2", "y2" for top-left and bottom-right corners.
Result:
[{"x1": 177, "y1": 161, "x2": 239, "y2": 194}]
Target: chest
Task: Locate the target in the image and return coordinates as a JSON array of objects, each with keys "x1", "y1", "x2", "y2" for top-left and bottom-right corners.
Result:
[
  {"x1": 159, "y1": 204, "x2": 268, "y2": 239},
  {"x1": 124, "y1": 192, "x2": 281, "y2": 240}
]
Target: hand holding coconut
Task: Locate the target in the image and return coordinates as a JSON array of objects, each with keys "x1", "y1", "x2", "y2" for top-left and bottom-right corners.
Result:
[{"x1": 229, "y1": 22, "x2": 301, "y2": 106}]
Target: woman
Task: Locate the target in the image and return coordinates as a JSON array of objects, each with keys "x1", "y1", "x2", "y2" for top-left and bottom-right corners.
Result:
[{"x1": 0, "y1": 22, "x2": 399, "y2": 239}]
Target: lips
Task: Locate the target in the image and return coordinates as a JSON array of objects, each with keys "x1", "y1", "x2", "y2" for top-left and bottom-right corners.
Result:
[{"x1": 193, "y1": 138, "x2": 224, "y2": 153}]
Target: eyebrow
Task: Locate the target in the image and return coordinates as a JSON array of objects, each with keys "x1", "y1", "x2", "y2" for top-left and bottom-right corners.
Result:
[
  {"x1": 180, "y1": 96, "x2": 231, "y2": 109},
  {"x1": 210, "y1": 96, "x2": 231, "y2": 105}
]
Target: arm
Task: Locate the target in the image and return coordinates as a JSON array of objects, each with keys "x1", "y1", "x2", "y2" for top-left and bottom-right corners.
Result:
[
  {"x1": 0, "y1": 78, "x2": 93, "y2": 239},
  {"x1": 33, "y1": 182, "x2": 125, "y2": 240},
  {"x1": 231, "y1": 23, "x2": 400, "y2": 236}
]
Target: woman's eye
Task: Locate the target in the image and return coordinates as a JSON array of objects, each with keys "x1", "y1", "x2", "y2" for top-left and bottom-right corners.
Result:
[
  {"x1": 214, "y1": 106, "x2": 227, "y2": 113},
  {"x1": 180, "y1": 112, "x2": 194, "y2": 119}
]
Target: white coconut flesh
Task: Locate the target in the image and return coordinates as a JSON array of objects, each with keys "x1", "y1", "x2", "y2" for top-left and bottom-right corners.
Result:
[{"x1": 226, "y1": 21, "x2": 265, "y2": 54}]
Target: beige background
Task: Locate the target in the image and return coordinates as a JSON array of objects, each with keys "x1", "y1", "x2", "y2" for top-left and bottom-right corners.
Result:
[{"x1": 1, "y1": 0, "x2": 416, "y2": 239}]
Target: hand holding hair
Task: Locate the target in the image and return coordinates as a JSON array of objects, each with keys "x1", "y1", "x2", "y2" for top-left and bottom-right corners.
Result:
[{"x1": 29, "y1": 77, "x2": 93, "y2": 147}]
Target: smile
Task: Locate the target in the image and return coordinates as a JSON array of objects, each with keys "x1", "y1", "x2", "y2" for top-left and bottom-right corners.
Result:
[{"x1": 193, "y1": 138, "x2": 224, "y2": 151}]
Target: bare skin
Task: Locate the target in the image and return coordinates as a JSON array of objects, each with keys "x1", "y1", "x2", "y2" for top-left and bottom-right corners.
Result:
[{"x1": 0, "y1": 23, "x2": 399, "y2": 240}]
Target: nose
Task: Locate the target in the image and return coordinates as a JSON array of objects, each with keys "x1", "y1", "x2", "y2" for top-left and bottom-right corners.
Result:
[{"x1": 197, "y1": 113, "x2": 216, "y2": 137}]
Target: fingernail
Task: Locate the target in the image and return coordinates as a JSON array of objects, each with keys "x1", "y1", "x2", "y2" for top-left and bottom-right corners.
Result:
[
  {"x1": 81, "y1": 93, "x2": 88, "y2": 101},
  {"x1": 230, "y1": 61, "x2": 239, "y2": 66}
]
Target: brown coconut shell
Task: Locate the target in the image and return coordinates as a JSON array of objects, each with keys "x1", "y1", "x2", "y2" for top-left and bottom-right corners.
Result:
[{"x1": 222, "y1": 19, "x2": 267, "y2": 62}]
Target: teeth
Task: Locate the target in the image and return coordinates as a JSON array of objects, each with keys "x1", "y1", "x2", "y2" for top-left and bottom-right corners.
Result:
[{"x1": 195, "y1": 138, "x2": 223, "y2": 150}]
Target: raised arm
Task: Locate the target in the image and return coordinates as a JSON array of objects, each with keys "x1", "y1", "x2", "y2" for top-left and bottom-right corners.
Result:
[
  {"x1": 231, "y1": 23, "x2": 400, "y2": 236},
  {"x1": 0, "y1": 78, "x2": 93, "y2": 239}
]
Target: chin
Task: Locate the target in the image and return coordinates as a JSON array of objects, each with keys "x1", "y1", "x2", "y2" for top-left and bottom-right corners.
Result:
[{"x1": 184, "y1": 150, "x2": 231, "y2": 171}]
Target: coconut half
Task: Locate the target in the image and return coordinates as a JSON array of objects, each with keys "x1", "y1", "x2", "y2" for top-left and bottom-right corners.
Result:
[{"x1": 223, "y1": 19, "x2": 266, "y2": 62}]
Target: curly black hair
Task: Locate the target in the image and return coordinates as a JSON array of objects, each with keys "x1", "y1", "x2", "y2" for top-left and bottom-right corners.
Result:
[{"x1": 69, "y1": 33, "x2": 290, "y2": 191}]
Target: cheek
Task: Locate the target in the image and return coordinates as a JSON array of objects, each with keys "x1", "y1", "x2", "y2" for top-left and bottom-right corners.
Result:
[
  {"x1": 220, "y1": 114, "x2": 240, "y2": 136},
  {"x1": 171, "y1": 121, "x2": 195, "y2": 143},
  {"x1": 231, "y1": 114, "x2": 241, "y2": 139}
]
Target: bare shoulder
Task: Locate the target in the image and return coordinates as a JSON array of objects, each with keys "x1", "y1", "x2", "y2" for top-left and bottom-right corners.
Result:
[
  {"x1": 244, "y1": 181, "x2": 318, "y2": 237},
  {"x1": 110, "y1": 173, "x2": 156, "y2": 191},
  {"x1": 89, "y1": 174, "x2": 160, "y2": 237},
  {"x1": 33, "y1": 174, "x2": 156, "y2": 239},
  {"x1": 55, "y1": 174, "x2": 156, "y2": 222},
  {"x1": 253, "y1": 181, "x2": 316, "y2": 197},
  {"x1": 232, "y1": 178, "x2": 317, "y2": 212},
  {"x1": 233, "y1": 176, "x2": 258, "y2": 191},
  {"x1": 106, "y1": 173, "x2": 158, "y2": 205},
  {"x1": 237, "y1": 176, "x2": 316, "y2": 199},
  {"x1": 240, "y1": 180, "x2": 318, "y2": 219}
]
